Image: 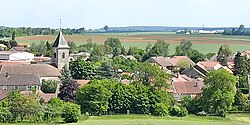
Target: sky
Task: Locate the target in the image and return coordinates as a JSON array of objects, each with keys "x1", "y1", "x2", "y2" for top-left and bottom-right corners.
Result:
[{"x1": 1, "y1": 0, "x2": 250, "y2": 29}]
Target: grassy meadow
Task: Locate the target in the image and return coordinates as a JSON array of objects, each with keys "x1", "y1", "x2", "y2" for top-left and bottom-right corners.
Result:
[
  {"x1": 2, "y1": 32, "x2": 250, "y2": 54},
  {"x1": 0, "y1": 114, "x2": 250, "y2": 125}
]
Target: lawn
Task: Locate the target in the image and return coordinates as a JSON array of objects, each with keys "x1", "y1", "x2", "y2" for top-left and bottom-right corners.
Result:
[
  {"x1": 0, "y1": 114, "x2": 249, "y2": 125},
  {"x1": 2, "y1": 32, "x2": 250, "y2": 54},
  {"x1": 79, "y1": 114, "x2": 250, "y2": 125}
]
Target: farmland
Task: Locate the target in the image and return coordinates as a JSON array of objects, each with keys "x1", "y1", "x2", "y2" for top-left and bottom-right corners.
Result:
[{"x1": 13, "y1": 32, "x2": 250, "y2": 54}]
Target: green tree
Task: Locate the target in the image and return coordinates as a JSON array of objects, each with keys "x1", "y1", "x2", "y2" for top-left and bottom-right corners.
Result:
[
  {"x1": 175, "y1": 40, "x2": 192, "y2": 56},
  {"x1": 200, "y1": 69, "x2": 236, "y2": 116},
  {"x1": 104, "y1": 38, "x2": 122, "y2": 56},
  {"x1": 61, "y1": 102, "x2": 81, "y2": 123},
  {"x1": 11, "y1": 31, "x2": 15, "y2": 41},
  {"x1": 75, "y1": 84, "x2": 112, "y2": 115},
  {"x1": 233, "y1": 90, "x2": 248, "y2": 111},
  {"x1": 148, "y1": 40, "x2": 169, "y2": 57},
  {"x1": 104, "y1": 25, "x2": 109, "y2": 31},
  {"x1": 217, "y1": 45, "x2": 232, "y2": 66},
  {"x1": 187, "y1": 49, "x2": 205, "y2": 63},
  {"x1": 68, "y1": 41, "x2": 77, "y2": 54},
  {"x1": 41, "y1": 80, "x2": 58, "y2": 93},
  {"x1": 70, "y1": 59, "x2": 98, "y2": 79},
  {"x1": 134, "y1": 63, "x2": 170, "y2": 89},
  {"x1": 233, "y1": 52, "x2": 249, "y2": 76}
]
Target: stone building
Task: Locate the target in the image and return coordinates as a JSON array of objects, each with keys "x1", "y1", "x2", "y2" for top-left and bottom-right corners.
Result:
[{"x1": 51, "y1": 31, "x2": 70, "y2": 70}]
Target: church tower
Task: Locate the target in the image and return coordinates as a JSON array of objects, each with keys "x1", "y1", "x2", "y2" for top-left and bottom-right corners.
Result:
[{"x1": 51, "y1": 30, "x2": 70, "y2": 70}]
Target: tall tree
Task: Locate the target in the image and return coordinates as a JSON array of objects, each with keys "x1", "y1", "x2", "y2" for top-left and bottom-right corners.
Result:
[
  {"x1": 233, "y1": 52, "x2": 249, "y2": 76},
  {"x1": 12, "y1": 31, "x2": 16, "y2": 41},
  {"x1": 216, "y1": 45, "x2": 232, "y2": 66},
  {"x1": 104, "y1": 38, "x2": 122, "y2": 56},
  {"x1": 148, "y1": 39, "x2": 169, "y2": 57},
  {"x1": 200, "y1": 69, "x2": 236, "y2": 116},
  {"x1": 58, "y1": 79, "x2": 79, "y2": 102},
  {"x1": 104, "y1": 25, "x2": 109, "y2": 31},
  {"x1": 175, "y1": 39, "x2": 192, "y2": 56}
]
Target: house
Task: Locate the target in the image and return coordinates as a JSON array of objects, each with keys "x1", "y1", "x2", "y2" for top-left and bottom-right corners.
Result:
[
  {"x1": 70, "y1": 52, "x2": 90, "y2": 61},
  {"x1": 146, "y1": 56, "x2": 195, "y2": 71},
  {"x1": 210, "y1": 53, "x2": 235, "y2": 63},
  {"x1": 0, "y1": 64, "x2": 61, "y2": 81},
  {"x1": 197, "y1": 61, "x2": 233, "y2": 74},
  {"x1": 181, "y1": 65, "x2": 208, "y2": 78},
  {"x1": 167, "y1": 56, "x2": 196, "y2": 67},
  {"x1": 146, "y1": 57, "x2": 173, "y2": 69},
  {"x1": 172, "y1": 81, "x2": 202, "y2": 101},
  {"x1": 0, "y1": 51, "x2": 34, "y2": 62},
  {"x1": 0, "y1": 73, "x2": 41, "y2": 100}
]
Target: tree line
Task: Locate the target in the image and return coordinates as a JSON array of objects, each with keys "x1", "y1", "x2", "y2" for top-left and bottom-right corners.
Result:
[
  {"x1": 0, "y1": 27, "x2": 86, "y2": 37},
  {"x1": 223, "y1": 24, "x2": 250, "y2": 36}
]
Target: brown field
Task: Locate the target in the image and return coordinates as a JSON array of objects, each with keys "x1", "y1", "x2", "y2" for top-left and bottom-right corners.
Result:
[{"x1": 14, "y1": 32, "x2": 250, "y2": 54}]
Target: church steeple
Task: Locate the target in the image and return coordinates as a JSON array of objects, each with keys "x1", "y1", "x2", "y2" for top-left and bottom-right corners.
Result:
[{"x1": 51, "y1": 22, "x2": 70, "y2": 70}]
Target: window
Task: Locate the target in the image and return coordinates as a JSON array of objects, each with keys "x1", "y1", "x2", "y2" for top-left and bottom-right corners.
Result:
[
  {"x1": 14, "y1": 86, "x2": 19, "y2": 90},
  {"x1": 54, "y1": 53, "x2": 56, "y2": 58},
  {"x1": 3, "y1": 86, "x2": 7, "y2": 90},
  {"x1": 62, "y1": 53, "x2": 65, "y2": 58}
]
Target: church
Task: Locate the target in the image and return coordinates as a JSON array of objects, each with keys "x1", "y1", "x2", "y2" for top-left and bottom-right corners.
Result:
[{"x1": 0, "y1": 30, "x2": 70, "y2": 102}]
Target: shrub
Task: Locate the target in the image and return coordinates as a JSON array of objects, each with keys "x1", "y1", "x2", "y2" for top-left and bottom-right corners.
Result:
[
  {"x1": 61, "y1": 102, "x2": 81, "y2": 123},
  {"x1": 152, "y1": 103, "x2": 168, "y2": 116},
  {"x1": 0, "y1": 107, "x2": 13, "y2": 123},
  {"x1": 41, "y1": 80, "x2": 58, "y2": 93},
  {"x1": 169, "y1": 105, "x2": 188, "y2": 117}
]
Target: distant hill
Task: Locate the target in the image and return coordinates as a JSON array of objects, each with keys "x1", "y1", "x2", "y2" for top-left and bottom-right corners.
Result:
[{"x1": 97, "y1": 26, "x2": 250, "y2": 32}]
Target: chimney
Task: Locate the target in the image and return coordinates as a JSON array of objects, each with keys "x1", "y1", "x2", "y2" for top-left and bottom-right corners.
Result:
[{"x1": 5, "y1": 73, "x2": 9, "y2": 78}]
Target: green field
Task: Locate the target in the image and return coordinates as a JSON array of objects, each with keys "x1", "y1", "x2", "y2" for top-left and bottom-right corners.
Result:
[
  {"x1": 0, "y1": 114, "x2": 250, "y2": 125},
  {"x1": 2, "y1": 32, "x2": 250, "y2": 54}
]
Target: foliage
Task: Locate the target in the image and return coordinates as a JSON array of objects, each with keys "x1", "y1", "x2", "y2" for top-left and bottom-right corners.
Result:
[
  {"x1": 181, "y1": 96, "x2": 202, "y2": 114},
  {"x1": 104, "y1": 38, "x2": 122, "y2": 56},
  {"x1": 187, "y1": 49, "x2": 205, "y2": 63},
  {"x1": 200, "y1": 69, "x2": 236, "y2": 116},
  {"x1": 70, "y1": 59, "x2": 98, "y2": 79},
  {"x1": 169, "y1": 105, "x2": 188, "y2": 117},
  {"x1": 0, "y1": 107, "x2": 13, "y2": 123},
  {"x1": 148, "y1": 39, "x2": 169, "y2": 57},
  {"x1": 134, "y1": 63, "x2": 170, "y2": 89},
  {"x1": 68, "y1": 41, "x2": 78, "y2": 54},
  {"x1": 223, "y1": 24, "x2": 250, "y2": 36},
  {"x1": 61, "y1": 102, "x2": 81, "y2": 123},
  {"x1": 108, "y1": 83, "x2": 136, "y2": 114},
  {"x1": 176, "y1": 59, "x2": 190, "y2": 68},
  {"x1": 97, "y1": 61, "x2": 118, "y2": 79},
  {"x1": 216, "y1": 45, "x2": 232, "y2": 66},
  {"x1": 175, "y1": 39, "x2": 192, "y2": 56},
  {"x1": 127, "y1": 46, "x2": 145, "y2": 61},
  {"x1": 152, "y1": 103, "x2": 169, "y2": 116},
  {"x1": 58, "y1": 79, "x2": 80, "y2": 102},
  {"x1": 104, "y1": 25, "x2": 109, "y2": 31},
  {"x1": 75, "y1": 83, "x2": 112, "y2": 115},
  {"x1": 233, "y1": 90, "x2": 248, "y2": 111},
  {"x1": 234, "y1": 52, "x2": 249, "y2": 76},
  {"x1": 41, "y1": 80, "x2": 58, "y2": 93},
  {"x1": 8, "y1": 92, "x2": 44, "y2": 122}
]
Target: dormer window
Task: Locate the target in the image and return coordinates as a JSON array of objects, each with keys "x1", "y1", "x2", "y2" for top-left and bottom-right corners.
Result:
[{"x1": 62, "y1": 53, "x2": 65, "y2": 58}]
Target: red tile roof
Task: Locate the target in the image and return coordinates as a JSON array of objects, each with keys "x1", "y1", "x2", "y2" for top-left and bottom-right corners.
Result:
[{"x1": 173, "y1": 81, "x2": 201, "y2": 94}]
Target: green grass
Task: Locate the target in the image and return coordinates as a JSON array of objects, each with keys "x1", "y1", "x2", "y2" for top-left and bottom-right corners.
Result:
[{"x1": 0, "y1": 114, "x2": 250, "y2": 125}]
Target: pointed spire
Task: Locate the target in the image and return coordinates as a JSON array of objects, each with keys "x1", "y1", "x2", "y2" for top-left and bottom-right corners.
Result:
[{"x1": 52, "y1": 31, "x2": 70, "y2": 48}]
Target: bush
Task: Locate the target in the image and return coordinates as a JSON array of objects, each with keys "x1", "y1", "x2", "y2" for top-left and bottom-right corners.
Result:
[
  {"x1": 152, "y1": 103, "x2": 168, "y2": 116},
  {"x1": 0, "y1": 107, "x2": 13, "y2": 123},
  {"x1": 61, "y1": 102, "x2": 81, "y2": 123},
  {"x1": 41, "y1": 80, "x2": 58, "y2": 93},
  {"x1": 169, "y1": 105, "x2": 188, "y2": 117}
]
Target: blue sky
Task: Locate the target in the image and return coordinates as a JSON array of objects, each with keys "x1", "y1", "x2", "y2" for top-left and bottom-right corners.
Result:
[{"x1": 1, "y1": 0, "x2": 250, "y2": 29}]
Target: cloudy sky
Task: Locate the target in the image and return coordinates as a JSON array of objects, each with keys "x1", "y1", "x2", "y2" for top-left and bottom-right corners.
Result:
[{"x1": 1, "y1": 0, "x2": 250, "y2": 29}]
